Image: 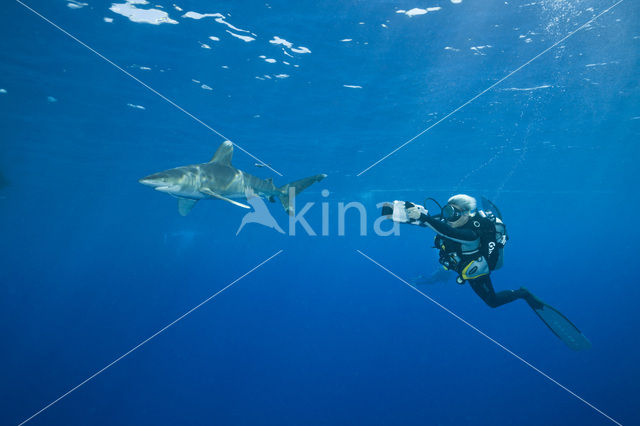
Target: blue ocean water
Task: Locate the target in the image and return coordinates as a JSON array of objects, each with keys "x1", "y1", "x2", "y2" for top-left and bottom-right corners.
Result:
[{"x1": 1, "y1": 0, "x2": 639, "y2": 425}]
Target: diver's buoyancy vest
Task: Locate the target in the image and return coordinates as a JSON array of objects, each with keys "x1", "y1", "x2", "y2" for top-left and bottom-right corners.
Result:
[{"x1": 435, "y1": 210, "x2": 507, "y2": 281}]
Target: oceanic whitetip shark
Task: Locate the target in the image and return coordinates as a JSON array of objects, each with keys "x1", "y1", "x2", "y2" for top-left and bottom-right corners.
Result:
[{"x1": 139, "y1": 141, "x2": 326, "y2": 216}]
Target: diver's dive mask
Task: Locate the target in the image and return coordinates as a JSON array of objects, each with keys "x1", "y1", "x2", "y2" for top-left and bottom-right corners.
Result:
[
  {"x1": 442, "y1": 204, "x2": 464, "y2": 222},
  {"x1": 422, "y1": 198, "x2": 468, "y2": 222}
]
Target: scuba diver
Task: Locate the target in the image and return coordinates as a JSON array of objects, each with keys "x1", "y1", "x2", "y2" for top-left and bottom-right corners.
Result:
[
  {"x1": 382, "y1": 194, "x2": 591, "y2": 350},
  {"x1": 411, "y1": 194, "x2": 538, "y2": 309}
]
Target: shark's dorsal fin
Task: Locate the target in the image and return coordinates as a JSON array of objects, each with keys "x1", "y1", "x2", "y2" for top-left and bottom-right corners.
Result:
[
  {"x1": 210, "y1": 141, "x2": 234, "y2": 165},
  {"x1": 177, "y1": 198, "x2": 198, "y2": 216}
]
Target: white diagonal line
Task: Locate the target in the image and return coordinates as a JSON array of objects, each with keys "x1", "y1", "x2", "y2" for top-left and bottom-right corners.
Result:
[
  {"x1": 15, "y1": 0, "x2": 283, "y2": 177},
  {"x1": 356, "y1": 0, "x2": 625, "y2": 176},
  {"x1": 356, "y1": 249, "x2": 622, "y2": 426},
  {"x1": 18, "y1": 250, "x2": 284, "y2": 426}
]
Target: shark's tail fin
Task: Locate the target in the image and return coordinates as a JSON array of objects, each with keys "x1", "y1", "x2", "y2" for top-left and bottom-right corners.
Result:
[{"x1": 278, "y1": 174, "x2": 327, "y2": 215}]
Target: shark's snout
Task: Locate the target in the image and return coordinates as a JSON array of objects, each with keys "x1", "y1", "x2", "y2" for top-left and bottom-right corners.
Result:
[
  {"x1": 139, "y1": 171, "x2": 186, "y2": 196},
  {"x1": 138, "y1": 173, "x2": 166, "y2": 188}
]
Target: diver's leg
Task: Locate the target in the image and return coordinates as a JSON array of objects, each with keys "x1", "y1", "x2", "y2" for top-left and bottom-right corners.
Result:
[
  {"x1": 519, "y1": 286, "x2": 544, "y2": 309},
  {"x1": 468, "y1": 276, "x2": 528, "y2": 308}
]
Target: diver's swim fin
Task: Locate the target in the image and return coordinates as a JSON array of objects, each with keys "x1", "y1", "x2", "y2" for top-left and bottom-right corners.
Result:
[{"x1": 529, "y1": 300, "x2": 591, "y2": 351}]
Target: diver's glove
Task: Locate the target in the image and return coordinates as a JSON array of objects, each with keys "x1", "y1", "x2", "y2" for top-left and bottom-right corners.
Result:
[
  {"x1": 406, "y1": 203, "x2": 428, "y2": 220},
  {"x1": 381, "y1": 201, "x2": 427, "y2": 224}
]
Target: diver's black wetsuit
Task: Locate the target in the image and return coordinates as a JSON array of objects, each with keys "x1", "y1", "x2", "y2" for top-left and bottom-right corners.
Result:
[
  {"x1": 466, "y1": 275, "x2": 528, "y2": 308},
  {"x1": 416, "y1": 212, "x2": 532, "y2": 308}
]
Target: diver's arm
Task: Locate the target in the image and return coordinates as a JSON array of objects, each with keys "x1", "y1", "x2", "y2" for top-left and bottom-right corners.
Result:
[
  {"x1": 383, "y1": 201, "x2": 477, "y2": 243},
  {"x1": 417, "y1": 213, "x2": 478, "y2": 243}
]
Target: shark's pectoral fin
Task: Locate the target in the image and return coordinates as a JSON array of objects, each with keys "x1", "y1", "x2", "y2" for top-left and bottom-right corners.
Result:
[
  {"x1": 200, "y1": 188, "x2": 250, "y2": 209},
  {"x1": 177, "y1": 198, "x2": 198, "y2": 216}
]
